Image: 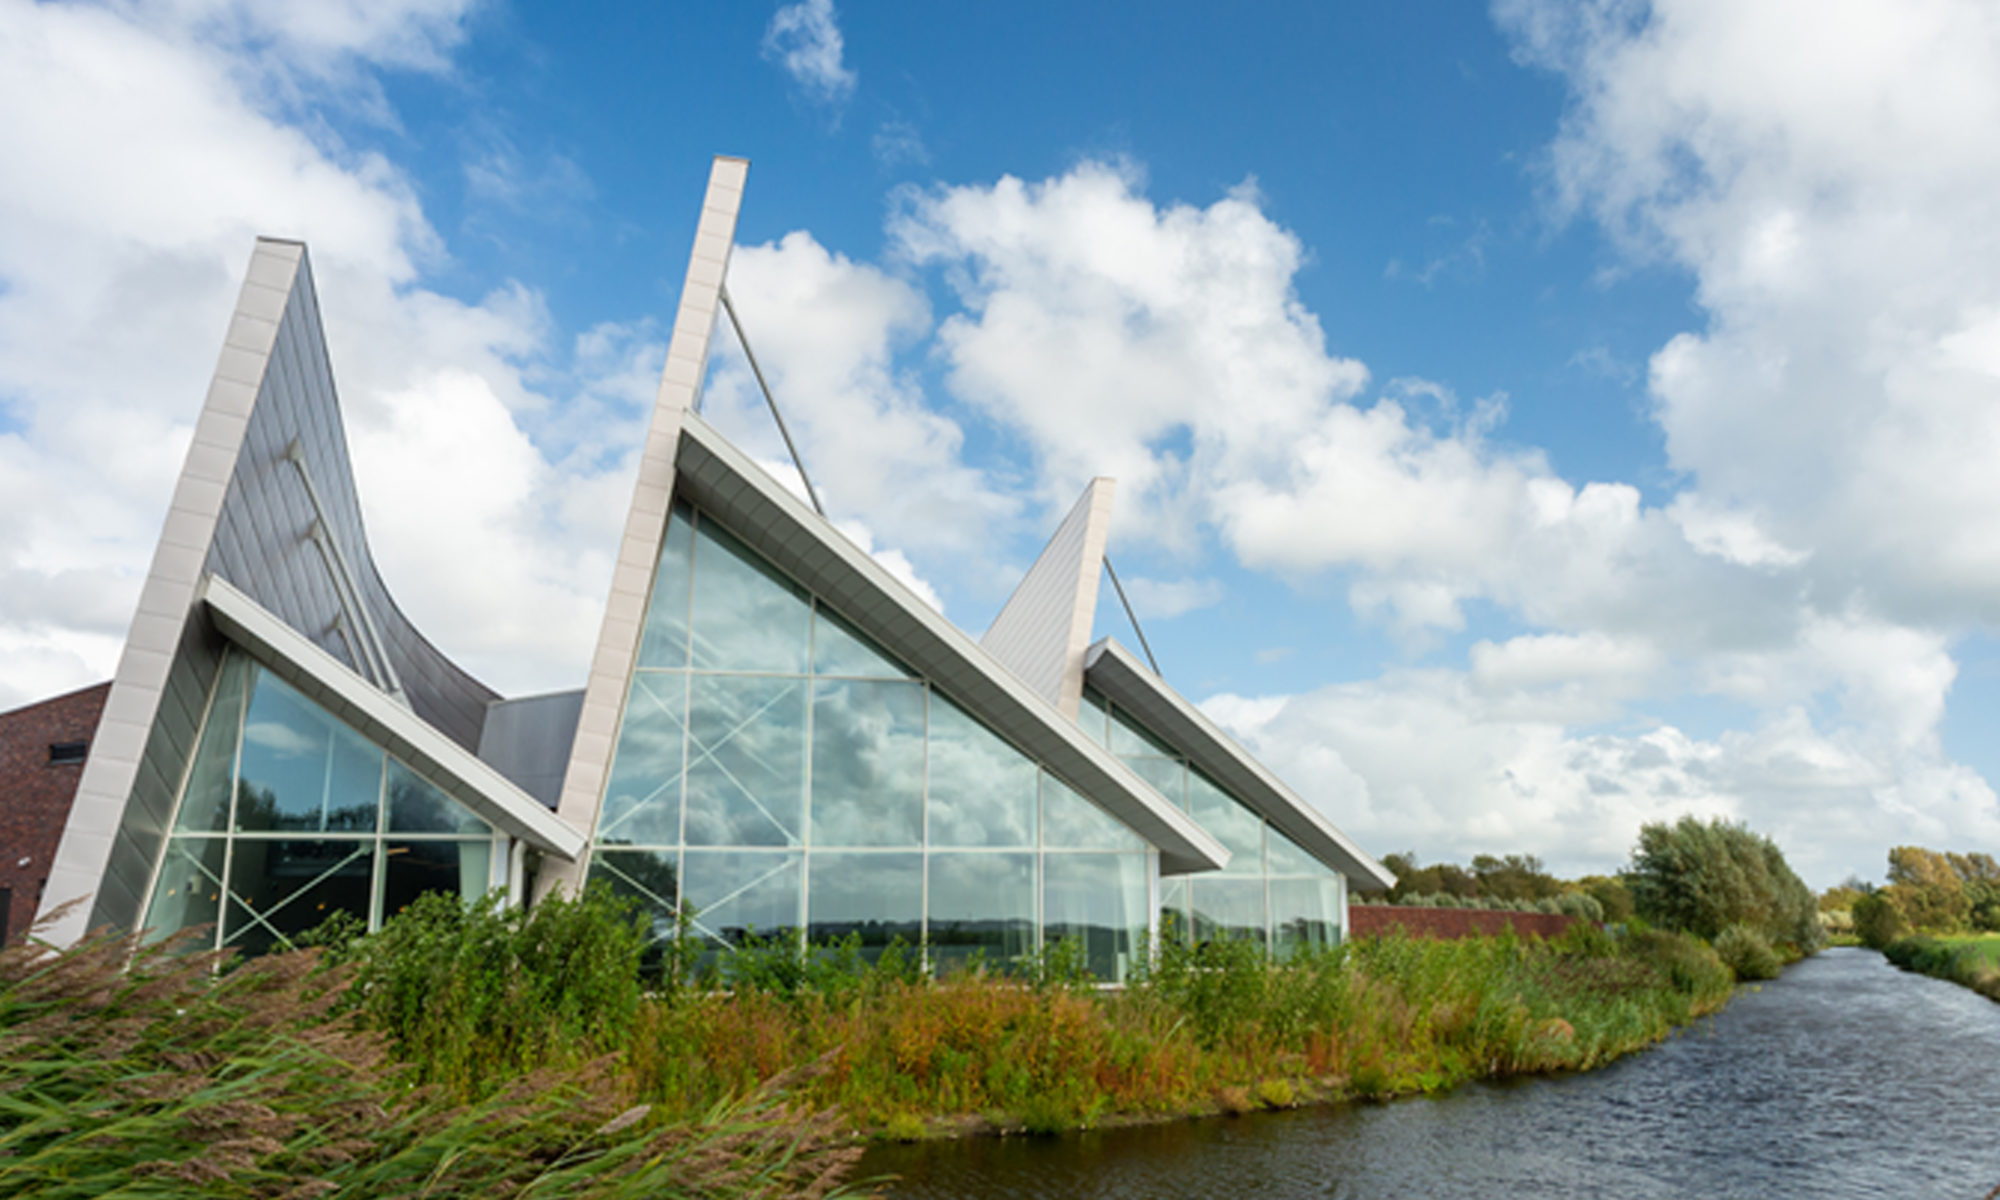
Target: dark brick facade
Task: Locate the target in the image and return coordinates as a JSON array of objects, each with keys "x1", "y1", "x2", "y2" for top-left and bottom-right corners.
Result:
[
  {"x1": 1351, "y1": 904, "x2": 1578, "y2": 942},
  {"x1": 0, "y1": 682, "x2": 111, "y2": 946}
]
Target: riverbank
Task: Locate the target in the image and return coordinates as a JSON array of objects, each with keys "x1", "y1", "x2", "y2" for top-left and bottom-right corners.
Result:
[
  {"x1": 3, "y1": 896, "x2": 1742, "y2": 1194},
  {"x1": 1882, "y1": 933, "x2": 2000, "y2": 1002}
]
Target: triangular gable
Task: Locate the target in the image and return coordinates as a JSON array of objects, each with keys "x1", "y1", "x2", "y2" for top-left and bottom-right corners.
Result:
[
  {"x1": 666, "y1": 415, "x2": 1229, "y2": 875},
  {"x1": 200, "y1": 576, "x2": 583, "y2": 859},
  {"x1": 981, "y1": 478, "x2": 1116, "y2": 718},
  {"x1": 1085, "y1": 637, "x2": 1395, "y2": 890}
]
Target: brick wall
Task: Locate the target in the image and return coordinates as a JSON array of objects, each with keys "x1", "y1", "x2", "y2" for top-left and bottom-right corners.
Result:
[
  {"x1": 0, "y1": 682, "x2": 111, "y2": 946},
  {"x1": 1351, "y1": 904, "x2": 1578, "y2": 941}
]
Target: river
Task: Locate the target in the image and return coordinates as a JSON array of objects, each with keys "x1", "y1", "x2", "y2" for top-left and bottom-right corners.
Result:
[{"x1": 860, "y1": 947, "x2": 2000, "y2": 1198}]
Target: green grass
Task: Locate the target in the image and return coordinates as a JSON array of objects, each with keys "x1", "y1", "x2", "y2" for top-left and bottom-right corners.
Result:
[{"x1": 1882, "y1": 933, "x2": 2000, "y2": 1002}]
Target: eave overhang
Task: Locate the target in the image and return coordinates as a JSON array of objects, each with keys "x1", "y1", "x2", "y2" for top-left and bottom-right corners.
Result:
[
  {"x1": 200, "y1": 575, "x2": 586, "y2": 862},
  {"x1": 1084, "y1": 637, "x2": 1396, "y2": 891},
  {"x1": 673, "y1": 413, "x2": 1230, "y2": 876}
]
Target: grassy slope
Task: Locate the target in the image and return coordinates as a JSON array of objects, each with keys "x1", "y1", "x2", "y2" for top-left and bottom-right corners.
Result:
[{"x1": 1882, "y1": 933, "x2": 2000, "y2": 1002}]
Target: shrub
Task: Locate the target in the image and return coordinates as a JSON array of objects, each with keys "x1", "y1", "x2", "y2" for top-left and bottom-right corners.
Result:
[
  {"x1": 1713, "y1": 924, "x2": 1782, "y2": 981},
  {"x1": 1626, "y1": 817, "x2": 1822, "y2": 953},
  {"x1": 1852, "y1": 891, "x2": 1911, "y2": 950}
]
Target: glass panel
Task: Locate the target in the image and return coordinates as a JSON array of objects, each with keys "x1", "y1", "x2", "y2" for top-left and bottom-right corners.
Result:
[
  {"x1": 1109, "y1": 704, "x2": 1176, "y2": 758},
  {"x1": 688, "y1": 515, "x2": 811, "y2": 674},
  {"x1": 682, "y1": 850, "x2": 803, "y2": 948},
  {"x1": 684, "y1": 674, "x2": 806, "y2": 846},
  {"x1": 810, "y1": 679, "x2": 924, "y2": 846},
  {"x1": 594, "y1": 848, "x2": 681, "y2": 944},
  {"x1": 807, "y1": 851, "x2": 923, "y2": 959},
  {"x1": 1265, "y1": 827, "x2": 1336, "y2": 877},
  {"x1": 235, "y1": 669, "x2": 381, "y2": 833},
  {"x1": 382, "y1": 840, "x2": 492, "y2": 921},
  {"x1": 1078, "y1": 688, "x2": 1110, "y2": 747},
  {"x1": 174, "y1": 652, "x2": 248, "y2": 833},
  {"x1": 927, "y1": 851, "x2": 1035, "y2": 976},
  {"x1": 1040, "y1": 774, "x2": 1144, "y2": 850},
  {"x1": 1189, "y1": 878, "x2": 1266, "y2": 949},
  {"x1": 1159, "y1": 876, "x2": 1191, "y2": 945},
  {"x1": 811, "y1": 605, "x2": 914, "y2": 679},
  {"x1": 1042, "y1": 853, "x2": 1148, "y2": 983},
  {"x1": 1187, "y1": 771, "x2": 1263, "y2": 876},
  {"x1": 142, "y1": 836, "x2": 227, "y2": 945},
  {"x1": 1123, "y1": 756, "x2": 1186, "y2": 809},
  {"x1": 222, "y1": 839, "x2": 375, "y2": 956},
  {"x1": 926, "y1": 695, "x2": 1037, "y2": 847},
  {"x1": 635, "y1": 503, "x2": 696, "y2": 670},
  {"x1": 1270, "y1": 877, "x2": 1344, "y2": 960},
  {"x1": 386, "y1": 760, "x2": 487, "y2": 834},
  {"x1": 598, "y1": 672, "x2": 686, "y2": 846}
]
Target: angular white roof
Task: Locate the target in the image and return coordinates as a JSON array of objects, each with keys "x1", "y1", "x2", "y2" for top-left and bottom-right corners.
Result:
[{"x1": 1085, "y1": 637, "x2": 1395, "y2": 890}]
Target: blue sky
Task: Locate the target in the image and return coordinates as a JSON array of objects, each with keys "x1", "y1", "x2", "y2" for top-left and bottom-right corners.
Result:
[{"x1": 5, "y1": 0, "x2": 2000, "y2": 887}]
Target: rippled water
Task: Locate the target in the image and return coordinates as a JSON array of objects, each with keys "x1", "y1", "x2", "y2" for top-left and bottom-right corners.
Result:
[{"x1": 861, "y1": 948, "x2": 2000, "y2": 1198}]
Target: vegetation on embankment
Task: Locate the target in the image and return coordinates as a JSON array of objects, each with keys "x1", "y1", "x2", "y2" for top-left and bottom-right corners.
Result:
[
  {"x1": 315, "y1": 892, "x2": 1736, "y2": 1141},
  {"x1": 1881, "y1": 933, "x2": 2000, "y2": 1003},
  {"x1": 0, "y1": 909, "x2": 863, "y2": 1200}
]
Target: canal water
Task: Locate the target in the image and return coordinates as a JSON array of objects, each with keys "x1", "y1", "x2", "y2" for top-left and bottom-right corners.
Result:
[{"x1": 860, "y1": 948, "x2": 2000, "y2": 1198}]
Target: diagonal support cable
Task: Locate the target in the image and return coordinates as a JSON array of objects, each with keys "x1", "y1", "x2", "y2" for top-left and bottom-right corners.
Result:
[
  {"x1": 718, "y1": 284, "x2": 826, "y2": 518},
  {"x1": 1102, "y1": 555, "x2": 1161, "y2": 677}
]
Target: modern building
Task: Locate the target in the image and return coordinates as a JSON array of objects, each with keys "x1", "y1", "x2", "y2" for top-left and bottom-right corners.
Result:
[{"x1": 26, "y1": 157, "x2": 1392, "y2": 979}]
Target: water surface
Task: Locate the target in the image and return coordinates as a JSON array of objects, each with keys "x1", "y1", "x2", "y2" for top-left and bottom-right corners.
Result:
[{"x1": 862, "y1": 948, "x2": 2000, "y2": 1198}]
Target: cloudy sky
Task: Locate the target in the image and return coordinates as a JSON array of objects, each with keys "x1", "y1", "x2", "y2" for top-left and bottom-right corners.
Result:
[{"x1": 5, "y1": 0, "x2": 1999, "y2": 887}]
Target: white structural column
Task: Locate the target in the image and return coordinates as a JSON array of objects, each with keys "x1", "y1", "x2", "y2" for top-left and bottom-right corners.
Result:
[
  {"x1": 539, "y1": 156, "x2": 748, "y2": 898},
  {"x1": 979, "y1": 478, "x2": 1117, "y2": 719},
  {"x1": 36, "y1": 239, "x2": 305, "y2": 947}
]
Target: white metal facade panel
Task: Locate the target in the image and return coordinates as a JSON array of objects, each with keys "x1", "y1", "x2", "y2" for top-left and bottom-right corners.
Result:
[
  {"x1": 540, "y1": 156, "x2": 748, "y2": 897},
  {"x1": 980, "y1": 478, "x2": 1116, "y2": 719}
]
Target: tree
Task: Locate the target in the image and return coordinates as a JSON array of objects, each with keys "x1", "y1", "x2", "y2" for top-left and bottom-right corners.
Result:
[
  {"x1": 1471, "y1": 853, "x2": 1559, "y2": 901},
  {"x1": 1625, "y1": 816, "x2": 1821, "y2": 952},
  {"x1": 1886, "y1": 846, "x2": 1971, "y2": 932},
  {"x1": 1852, "y1": 890, "x2": 1910, "y2": 950},
  {"x1": 1577, "y1": 875, "x2": 1635, "y2": 923}
]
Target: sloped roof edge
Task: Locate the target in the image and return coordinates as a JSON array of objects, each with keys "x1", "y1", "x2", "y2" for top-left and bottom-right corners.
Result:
[
  {"x1": 673, "y1": 413, "x2": 1229, "y2": 875},
  {"x1": 201, "y1": 575, "x2": 585, "y2": 861},
  {"x1": 1084, "y1": 637, "x2": 1395, "y2": 891}
]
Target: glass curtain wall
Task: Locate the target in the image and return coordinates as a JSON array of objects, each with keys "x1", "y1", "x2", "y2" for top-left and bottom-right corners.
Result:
[
  {"x1": 589, "y1": 501, "x2": 1151, "y2": 981},
  {"x1": 142, "y1": 649, "x2": 501, "y2": 955},
  {"x1": 1078, "y1": 687, "x2": 1346, "y2": 957}
]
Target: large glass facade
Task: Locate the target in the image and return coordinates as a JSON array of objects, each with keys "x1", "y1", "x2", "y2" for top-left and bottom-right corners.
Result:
[
  {"x1": 1079, "y1": 686, "x2": 1346, "y2": 957},
  {"x1": 588, "y1": 502, "x2": 1152, "y2": 980},
  {"x1": 142, "y1": 650, "x2": 501, "y2": 953}
]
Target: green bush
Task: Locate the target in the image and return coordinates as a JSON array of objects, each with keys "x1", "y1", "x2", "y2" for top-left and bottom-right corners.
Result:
[
  {"x1": 1852, "y1": 891, "x2": 1911, "y2": 950},
  {"x1": 1626, "y1": 816, "x2": 1822, "y2": 953},
  {"x1": 336, "y1": 885, "x2": 648, "y2": 1097},
  {"x1": 1713, "y1": 924, "x2": 1782, "y2": 981}
]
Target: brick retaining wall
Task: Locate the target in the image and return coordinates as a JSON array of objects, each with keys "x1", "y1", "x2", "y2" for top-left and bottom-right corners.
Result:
[
  {"x1": 0, "y1": 682, "x2": 111, "y2": 945},
  {"x1": 1351, "y1": 904, "x2": 1578, "y2": 941}
]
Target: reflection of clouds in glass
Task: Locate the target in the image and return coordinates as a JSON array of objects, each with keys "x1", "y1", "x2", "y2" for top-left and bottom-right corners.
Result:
[
  {"x1": 927, "y1": 851, "x2": 1034, "y2": 973},
  {"x1": 1190, "y1": 878, "x2": 1266, "y2": 947},
  {"x1": 1189, "y1": 771, "x2": 1262, "y2": 876},
  {"x1": 808, "y1": 852, "x2": 922, "y2": 954},
  {"x1": 682, "y1": 850, "x2": 802, "y2": 947},
  {"x1": 685, "y1": 675, "x2": 806, "y2": 846},
  {"x1": 1270, "y1": 877, "x2": 1343, "y2": 960},
  {"x1": 927, "y1": 696, "x2": 1036, "y2": 847},
  {"x1": 242, "y1": 720, "x2": 318, "y2": 757},
  {"x1": 811, "y1": 679, "x2": 924, "y2": 846},
  {"x1": 635, "y1": 504, "x2": 696, "y2": 670},
  {"x1": 689, "y1": 516, "x2": 811, "y2": 673},
  {"x1": 1041, "y1": 774, "x2": 1144, "y2": 850},
  {"x1": 812, "y1": 605, "x2": 914, "y2": 678},
  {"x1": 1043, "y1": 852, "x2": 1148, "y2": 982},
  {"x1": 1266, "y1": 828, "x2": 1334, "y2": 877},
  {"x1": 599, "y1": 672, "x2": 686, "y2": 846}
]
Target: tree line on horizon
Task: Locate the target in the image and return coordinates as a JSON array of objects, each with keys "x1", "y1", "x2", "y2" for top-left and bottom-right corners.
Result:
[{"x1": 1821, "y1": 846, "x2": 2000, "y2": 947}]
